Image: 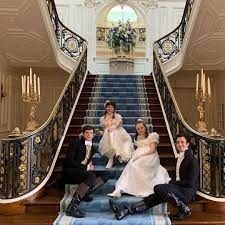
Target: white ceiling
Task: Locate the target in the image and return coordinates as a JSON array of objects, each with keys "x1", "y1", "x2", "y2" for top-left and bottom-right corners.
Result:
[
  {"x1": 183, "y1": 0, "x2": 225, "y2": 70},
  {"x1": 0, "y1": 0, "x2": 57, "y2": 67}
]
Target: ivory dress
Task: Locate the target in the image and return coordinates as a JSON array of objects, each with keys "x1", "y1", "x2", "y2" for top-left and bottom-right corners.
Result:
[
  {"x1": 98, "y1": 113, "x2": 133, "y2": 162},
  {"x1": 114, "y1": 133, "x2": 171, "y2": 197}
]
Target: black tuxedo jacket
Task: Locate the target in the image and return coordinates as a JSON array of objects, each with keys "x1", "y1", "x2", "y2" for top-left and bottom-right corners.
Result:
[
  {"x1": 64, "y1": 137, "x2": 96, "y2": 171},
  {"x1": 170, "y1": 149, "x2": 199, "y2": 192}
]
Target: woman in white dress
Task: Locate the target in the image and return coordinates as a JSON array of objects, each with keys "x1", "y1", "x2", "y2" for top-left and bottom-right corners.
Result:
[
  {"x1": 108, "y1": 119, "x2": 171, "y2": 197},
  {"x1": 98, "y1": 100, "x2": 134, "y2": 169}
]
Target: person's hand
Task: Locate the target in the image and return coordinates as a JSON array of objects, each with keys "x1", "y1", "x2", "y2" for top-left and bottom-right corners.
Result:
[
  {"x1": 108, "y1": 126, "x2": 115, "y2": 132},
  {"x1": 97, "y1": 130, "x2": 104, "y2": 136},
  {"x1": 87, "y1": 161, "x2": 94, "y2": 171},
  {"x1": 81, "y1": 158, "x2": 88, "y2": 165},
  {"x1": 79, "y1": 133, "x2": 83, "y2": 139}
]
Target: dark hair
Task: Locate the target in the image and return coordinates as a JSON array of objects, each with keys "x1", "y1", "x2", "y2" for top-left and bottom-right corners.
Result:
[
  {"x1": 175, "y1": 133, "x2": 190, "y2": 143},
  {"x1": 134, "y1": 120, "x2": 149, "y2": 140},
  {"x1": 104, "y1": 101, "x2": 116, "y2": 118},
  {"x1": 82, "y1": 124, "x2": 95, "y2": 133}
]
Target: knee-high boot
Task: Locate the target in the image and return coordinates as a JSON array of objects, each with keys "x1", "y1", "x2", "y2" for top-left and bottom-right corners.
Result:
[
  {"x1": 65, "y1": 182, "x2": 90, "y2": 218},
  {"x1": 109, "y1": 199, "x2": 149, "y2": 220},
  {"x1": 83, "y1": 177, "x2": 105, "y2": 202},
  {"x1": 167, "y1": 192, "x2": 191, "y2": 220}
]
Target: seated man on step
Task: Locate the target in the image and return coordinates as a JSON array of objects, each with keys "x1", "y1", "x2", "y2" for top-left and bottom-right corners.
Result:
[
  {"x1": 109, "y1": 133, "x2": 199, "y2": 220},
  {"x1": 64, "y1": 124, "x2": 110, "y2": 218}
]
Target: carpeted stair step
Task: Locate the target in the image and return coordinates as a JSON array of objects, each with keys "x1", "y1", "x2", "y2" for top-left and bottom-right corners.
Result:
[
  {"x1": 96, "y1": 78, "x2": 143, "y2": 83},
  {"x1": 54, "y1": 211, "x2": 171, "y2": 225},
  {"x1": 60, "y1": 194, "x2": 168, "y2": 214},
  {"x1": 90, "y1": 87, "x2": 156, "y2": 93},
  {"x1": 85, "y1": 110, "x2": 151, "y2": 117},
  {"x1": 81, "y1": 92, "x2": 146, "y2": 98},
  {"x1": 87, "y1": 97, "x2": 149, "y2": 104},
  {"x1": 98, "y1": 75, "x2": 141, "y2": 78},
  {"x1": 152, "y1": 125, "x2": 168, "y2": 133},
  {"x1": 87, "y1": 103, "x2": 151, "y2": 110},
  {"x1": 94, "y1": 82, "x2": 145, "y2": 88}
]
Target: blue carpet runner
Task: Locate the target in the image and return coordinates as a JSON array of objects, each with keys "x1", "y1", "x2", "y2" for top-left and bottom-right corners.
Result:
[{"x1": 54, "y1": 75, "x2": 171, "y2": 225}]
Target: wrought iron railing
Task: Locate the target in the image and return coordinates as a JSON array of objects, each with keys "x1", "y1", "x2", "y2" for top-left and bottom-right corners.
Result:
[
  {"x1": 0, "y1": 49, "x2": 87, "y2": 200},
  {"x1": 0, "y1": 0, "x2": 88, "y2": 200},
  {"x1": 153, "y1": 50, "x2": 225, "y2": 198},
  {"x1": 154, "y1": 0, "x2": 195, "y2": 63},
  {"x1": 46, "y1": 0, "x2": 87, "y2": 61}
]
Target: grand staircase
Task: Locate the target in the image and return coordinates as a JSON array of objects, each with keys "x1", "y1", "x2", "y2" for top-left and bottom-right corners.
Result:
[{"x1": 52, "y1": 74, "x2": 172, "y2": 225}]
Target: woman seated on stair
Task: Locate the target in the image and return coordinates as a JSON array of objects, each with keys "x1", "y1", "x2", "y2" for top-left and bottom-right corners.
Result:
[
  {"x1": 98, "y1": 100, "x2": 134, "y2": 168},
  {"x1": 108, "y1": 119, "x2": 171, "y2": 198}
]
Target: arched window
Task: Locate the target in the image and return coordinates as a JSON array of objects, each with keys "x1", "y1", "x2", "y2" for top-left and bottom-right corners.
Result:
[{"x1": 107, "y1": 5, "x2": 137, "y2": 24}]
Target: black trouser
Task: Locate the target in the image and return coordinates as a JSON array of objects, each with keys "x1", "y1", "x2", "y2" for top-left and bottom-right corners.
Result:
[
  {"x1": 144, "y1": 183, "x2": 195, "y2": 208},
  {"x1": 64, "y1": 168, "x2": 110, "y2": 187}
]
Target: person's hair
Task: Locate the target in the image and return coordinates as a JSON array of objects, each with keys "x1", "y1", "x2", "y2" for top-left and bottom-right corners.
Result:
[
  {"x1": 134, "y1": 119, "x2": 149, "y2": 140},
  {"x1": 175, "y1": 133, "x2": 190, "y2": 143},
  {"x1": 82, "y1": 124, "x2": 95, "y2": 133},
  {"x1": 104, "y1": 100, "x2": 116, "y2": 118}
]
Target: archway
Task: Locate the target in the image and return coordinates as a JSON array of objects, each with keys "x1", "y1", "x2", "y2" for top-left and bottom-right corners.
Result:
[{"x1": 96, "y1": 3, "x2": 146, "y2": 58}]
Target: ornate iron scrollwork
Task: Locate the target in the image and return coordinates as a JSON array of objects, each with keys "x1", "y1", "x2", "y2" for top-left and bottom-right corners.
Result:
[
  {"x1": 153, "y1": 50, "x2": 225, "y2": 198},
  {"x1": 46, "y1": 0, "x2": 87, "y2": 61},
  {"x1": 0, "y1": 0, "x2": 88, "y2": 200},
  {"x1": 154, "y1": 0, "x2": 195, "y2": 63}
]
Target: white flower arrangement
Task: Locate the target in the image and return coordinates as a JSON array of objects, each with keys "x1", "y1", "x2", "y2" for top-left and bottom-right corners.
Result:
[{"x1": 106, "y1": 20, "x2": 137, "y2": 54}]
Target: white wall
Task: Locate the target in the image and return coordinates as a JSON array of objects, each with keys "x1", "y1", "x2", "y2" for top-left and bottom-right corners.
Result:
[{"x1": 55, "y1": 0, "x2": 185, "y2": 75}]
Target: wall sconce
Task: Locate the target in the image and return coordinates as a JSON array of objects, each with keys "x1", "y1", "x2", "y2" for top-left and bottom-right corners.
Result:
[{"x1": 0, "y1": 82, "x2": 6, "y2": 103}]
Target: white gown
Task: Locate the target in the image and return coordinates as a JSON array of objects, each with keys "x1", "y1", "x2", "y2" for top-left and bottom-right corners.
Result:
[
  {"x1": 115, "y1": 135, "x2": 171, "y2": 197},
  {"x1": 98, "y1": 113, "x2": 133, "y2": 162}
]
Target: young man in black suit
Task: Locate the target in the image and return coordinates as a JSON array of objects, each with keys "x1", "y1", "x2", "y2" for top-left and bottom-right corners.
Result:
[
  {"x1": 109, "y1": 133, "x2": 199, "y2": 220},
  {"x1": 64, "y1": 124, "x2": 109, "y2": 218}
]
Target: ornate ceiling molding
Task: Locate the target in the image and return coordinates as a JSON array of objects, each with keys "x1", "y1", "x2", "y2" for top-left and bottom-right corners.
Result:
[{"x1": 84, "y1": 0, "x2": 158, "y2": 11}]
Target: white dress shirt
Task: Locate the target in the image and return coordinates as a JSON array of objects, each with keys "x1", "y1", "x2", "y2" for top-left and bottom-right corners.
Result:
[{"x1": 176, "y1": 151, "x2": 185, "y2": 181}]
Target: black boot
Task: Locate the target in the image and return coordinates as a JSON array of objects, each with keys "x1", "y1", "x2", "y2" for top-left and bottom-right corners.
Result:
[
  {"x1": 82, "y1": 177, "x2": 104, "y2": 202},
  {"x1": 167, "y1": 193, "x2": 191, "y2": 220},
  {"x1": 109, "y1": 199, "x2": 148, "y2": 220},
  {"x1": 65, "y1": 195, "x2": 85, "y2": 218},
  {"x1": 109, "y1": 199, "x2": 129, "y2": 220},
  {"x1": 127, "y1": 201, "x2": 148, "y2": 215}
]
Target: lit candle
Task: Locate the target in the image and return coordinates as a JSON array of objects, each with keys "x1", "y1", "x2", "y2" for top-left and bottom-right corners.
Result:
[
  {"x1": 30, "y1": 68, "x2": 32, "y2": 86},
  {"x1": 208, "y1": 77, "x2": 211, "y2": 97},
  {"x1": 24, "y1": 76, "x2": 26, "y2": 94},
  {"x1": 21, "y1": 76, "x2": 24, "y2": 94},
  {"x1": 37, "y1": 77, "x2": 40, "y2": 96},
  {"x1": 202, "y1": 73, "x2": 206, "y2": 95},
  {"x1": 196, "y1": 73, "x2": 199, "y2": 93},
  {"x1": 27, "y1": 76, "x2": 30, "y2": 95},
  {"x1": 201, "y1": 69, "x2": 204, "y2": 90},
  {"x1": 34, "y1": 73, "x2": 37, "y2": 94}
]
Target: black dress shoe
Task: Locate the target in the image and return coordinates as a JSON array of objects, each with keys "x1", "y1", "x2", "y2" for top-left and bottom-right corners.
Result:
[
  {"x1": 66, "y1": 207, "x2": 86, "y2": 218},
  {"x1": 167, "y1": 192, "x2": 191, "y2": 220},
  {"x1": 170, "y1": 210, "x2": 191, "y2": 220},
  {"x1": 109, "y1": 199, "x2": 120, "y2": 214},
  {"x1": 115, "y1": 207, "x2": 129, "y2": 220},
  {"x1": 65, "y1": 195, "x2": 86, "y2": 218},
  {"x1": 109, "y1": 199, "x2": 129, "y2": 220}
]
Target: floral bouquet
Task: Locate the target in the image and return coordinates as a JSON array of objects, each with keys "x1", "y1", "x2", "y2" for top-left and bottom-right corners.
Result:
[{"x1": 106, "y1": 20, "x2": 137, "y2": 55}]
